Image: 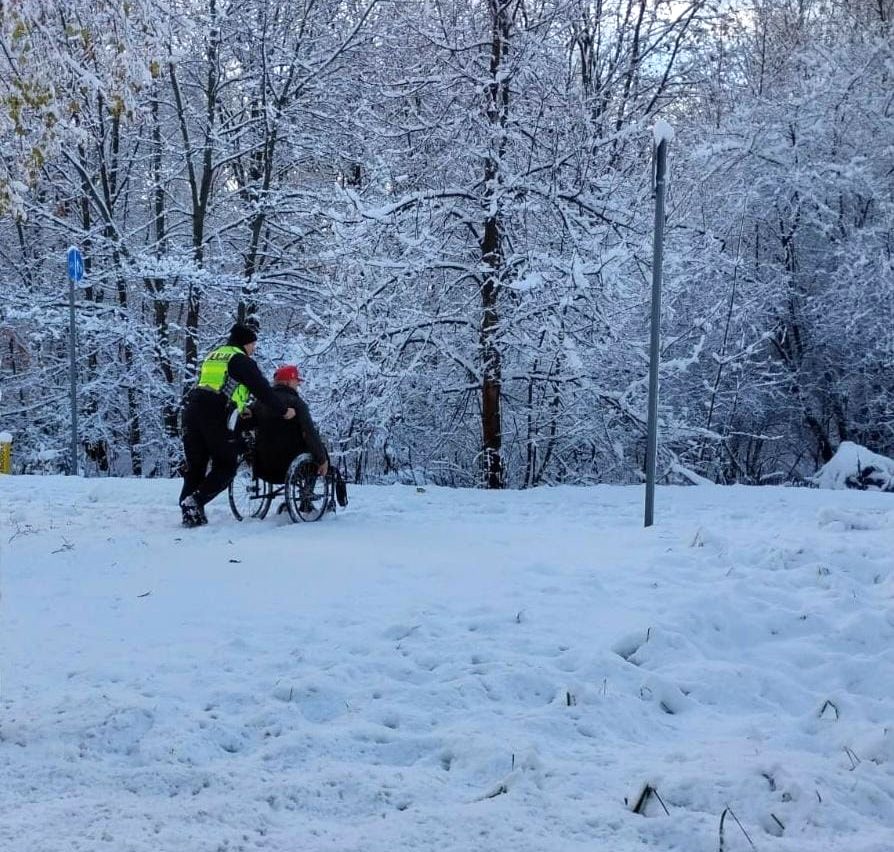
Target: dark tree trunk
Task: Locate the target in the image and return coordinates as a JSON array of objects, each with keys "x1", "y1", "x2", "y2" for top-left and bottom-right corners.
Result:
[
  {"x1": 170, "y1": 1, "x2": 221, "y2": 384},
  {"x1": 147, "y1": 92, "x2": 179, "y2": 443},
  {"x1": 479, "y1": 0, "x2": 515, "y2": 490}
]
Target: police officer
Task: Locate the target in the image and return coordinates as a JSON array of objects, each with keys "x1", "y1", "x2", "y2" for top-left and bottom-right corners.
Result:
[{"x1": 179, "y1": 323, "x2": 295, "y2": 527}]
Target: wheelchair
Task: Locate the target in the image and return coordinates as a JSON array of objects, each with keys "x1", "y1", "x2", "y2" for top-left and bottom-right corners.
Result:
[{"x1": 227, "y1": 430, "x2": 334, "y2": 523}]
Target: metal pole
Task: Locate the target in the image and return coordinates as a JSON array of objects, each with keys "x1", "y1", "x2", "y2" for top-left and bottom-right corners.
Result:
[
  {"x1": 68, "y1": 272, "x2": 79, "y2": 476},
  {"x1": 645, "y1": 136, "x2": 668, "y2": 527}
]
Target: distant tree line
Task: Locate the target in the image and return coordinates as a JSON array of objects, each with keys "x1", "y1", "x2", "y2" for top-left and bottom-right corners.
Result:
[{"x1": 1, "y1": 0, "x2": 891, "y2": 486}]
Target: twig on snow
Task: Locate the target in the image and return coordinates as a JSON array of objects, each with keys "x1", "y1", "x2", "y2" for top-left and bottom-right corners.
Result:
[
  {"x1": 819, "y1": 699, "x2": 839, "y2": 720},
  {"x1": 719, "y1": 806, "x2": 756, "y2": 851},
  {"x1": 632, "y1": 784, "x2": 670, "y2": 816}
]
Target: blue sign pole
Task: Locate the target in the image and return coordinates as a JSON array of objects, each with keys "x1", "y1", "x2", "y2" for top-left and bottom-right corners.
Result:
[{"x1": 66, "y1": 246, "x2": 84, "y2": 476}]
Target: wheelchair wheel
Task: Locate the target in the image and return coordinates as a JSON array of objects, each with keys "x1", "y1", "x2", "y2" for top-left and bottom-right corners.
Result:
[
  {"x1": 285, "y1": 453, "x2": 332, "y2": 523},
  {"x1": 228, "y1": 457, "x2": 274, "y2": 521}
]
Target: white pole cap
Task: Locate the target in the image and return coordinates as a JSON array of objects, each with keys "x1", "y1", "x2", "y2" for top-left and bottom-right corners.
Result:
[{"x1": 653, "y1": 119, "x2": 675, "y2": 144}]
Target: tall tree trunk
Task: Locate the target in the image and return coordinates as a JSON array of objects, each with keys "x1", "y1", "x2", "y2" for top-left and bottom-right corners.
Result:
[
  {"x1": 74, "y1": 136, "x2": 111, "y2": 473},
  {"x1": 98, "y1": 106, "x2": 143, "y2": 474},
  {"x1": 147, "y1": 91, "x2": 179, "y2": 444},
  {"x1": 479, "y1": 0, "x2": 514, "y2": 489},
  {"x1": 237, "y1": 94, "x2": 275, "y2": 326},
  {"x1": 170, "y1": 0, "x2": 221, "y2": 385}
]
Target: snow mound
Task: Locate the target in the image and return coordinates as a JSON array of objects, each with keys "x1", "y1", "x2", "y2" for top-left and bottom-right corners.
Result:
[{"x1": 813, "y1": 441, "x2": 894, "y2": 492}]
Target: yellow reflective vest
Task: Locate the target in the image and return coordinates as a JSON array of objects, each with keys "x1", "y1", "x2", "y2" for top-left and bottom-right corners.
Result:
[{"x1": 196, "y1": 345, "x2": 250, "y2": 412}]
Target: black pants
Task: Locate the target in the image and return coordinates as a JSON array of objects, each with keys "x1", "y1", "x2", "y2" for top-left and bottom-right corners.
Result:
[{"x1": 179, "y1": 389, "x2": 240, "y2": 507}]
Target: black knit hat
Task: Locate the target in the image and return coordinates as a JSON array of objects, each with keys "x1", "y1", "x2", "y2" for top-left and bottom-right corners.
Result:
[{"x1": 227, "y1": 323, "x2": 258, "y2": 347}]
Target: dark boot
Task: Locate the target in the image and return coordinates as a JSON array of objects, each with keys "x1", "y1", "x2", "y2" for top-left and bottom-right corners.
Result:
[{"x1": 180, "y1": 495, "x2": 205, "y2": 528}]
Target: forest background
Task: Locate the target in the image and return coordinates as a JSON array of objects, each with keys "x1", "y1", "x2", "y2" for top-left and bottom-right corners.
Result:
[{"x1": 1, "y1": 0, "x2": 892, "y2": 488}]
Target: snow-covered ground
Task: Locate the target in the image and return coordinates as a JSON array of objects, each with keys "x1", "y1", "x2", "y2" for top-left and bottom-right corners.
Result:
[{"x1": 1, "y1": 477, "x2": 893, "y2": 852}]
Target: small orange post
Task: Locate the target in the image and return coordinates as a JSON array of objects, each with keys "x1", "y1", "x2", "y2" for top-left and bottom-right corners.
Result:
[{"x1": 0, "y1": 431, "x2": 12, "y2": 474}]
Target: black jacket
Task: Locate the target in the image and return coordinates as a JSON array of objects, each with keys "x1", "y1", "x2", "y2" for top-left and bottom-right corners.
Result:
[
  {"x1": 252, "y1": 385, "x2": 327, "y2": 482},
  {"x1": 227, "y1": 352, "x2": 288, "y2": 416}
]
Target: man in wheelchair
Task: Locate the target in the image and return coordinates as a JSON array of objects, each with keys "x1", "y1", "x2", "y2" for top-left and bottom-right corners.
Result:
[{"x1": 245, "y1": 365, "x2": 329, "y2": 493}]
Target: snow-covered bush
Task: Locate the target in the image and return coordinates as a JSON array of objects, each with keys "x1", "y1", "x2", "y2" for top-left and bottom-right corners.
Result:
[{"x1": 812, "y1": 442, "x2": 894, "y2": 492}]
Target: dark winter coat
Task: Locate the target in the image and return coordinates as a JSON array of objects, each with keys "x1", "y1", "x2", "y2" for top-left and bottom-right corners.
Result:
[
  {"x1": 224, "y1": 352, "x2": 289, "y2": 416},
  {"x1": 179, "y1": 349, "x2": 287, "y2": 507},
  {"x1": 252, "y1": 385, "x2": 327, "y2": 483}
]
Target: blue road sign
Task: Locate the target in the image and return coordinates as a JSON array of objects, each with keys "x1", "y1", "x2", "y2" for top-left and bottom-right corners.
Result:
[{"x1": 67, "y1": 246, "x2": 85, "y2": 282}]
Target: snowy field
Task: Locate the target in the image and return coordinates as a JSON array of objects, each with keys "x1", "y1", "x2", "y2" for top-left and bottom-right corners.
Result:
[{"x1": 1, "y1": 476, "x2": 893, "y2": 852}]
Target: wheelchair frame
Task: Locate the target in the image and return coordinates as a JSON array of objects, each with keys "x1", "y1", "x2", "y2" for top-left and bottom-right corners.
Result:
[{"x1": 228, "y1": 433, "x2": 334, "y2": 523}]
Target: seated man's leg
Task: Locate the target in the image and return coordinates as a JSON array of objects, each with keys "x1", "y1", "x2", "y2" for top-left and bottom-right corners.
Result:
[
  {"x1": 294, "y1": 451, "x2": 317, "y2": 513},
  {"x1": 254, "y1": 434, "x2": 294, "y2": 485}
]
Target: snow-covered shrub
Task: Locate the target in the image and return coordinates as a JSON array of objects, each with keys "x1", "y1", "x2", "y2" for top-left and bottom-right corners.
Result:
[{"x1": 812, "y1": 442, "x2": 894, "y2": 492}]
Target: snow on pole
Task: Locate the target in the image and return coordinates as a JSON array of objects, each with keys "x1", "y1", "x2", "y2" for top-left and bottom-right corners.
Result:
[
  {"x1": 645, "y1": 121, "x2": 671, "y2": 527},
  {"x1": 652, "y1": 119, "x2": 675, "y2": 145}
]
